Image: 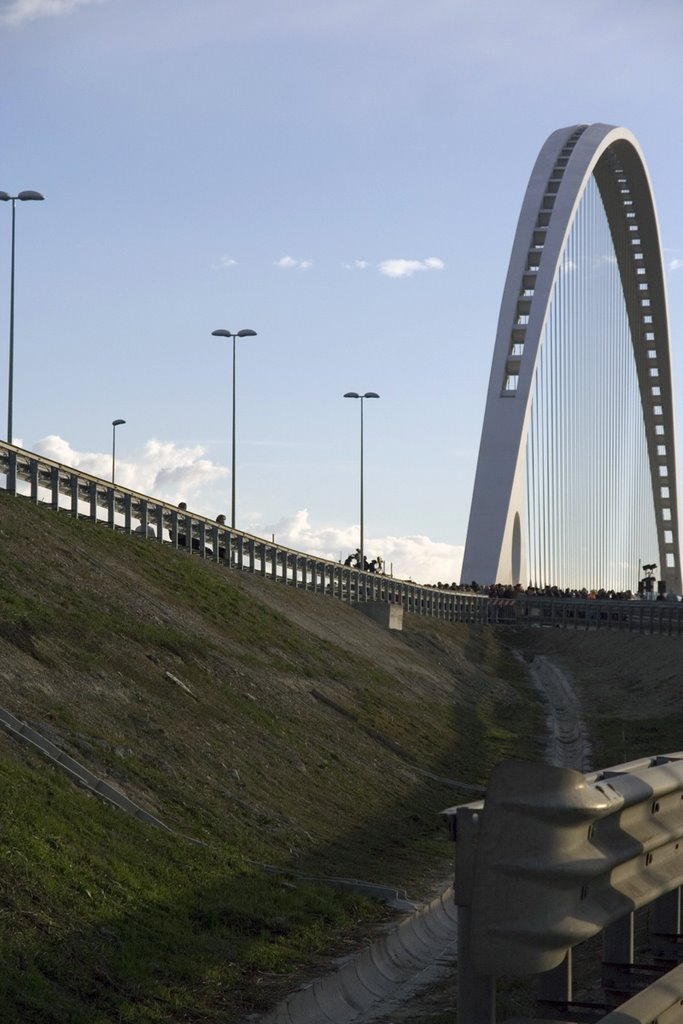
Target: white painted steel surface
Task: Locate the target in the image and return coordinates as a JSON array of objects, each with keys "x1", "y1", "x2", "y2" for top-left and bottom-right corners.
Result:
[
  {"x1": 461, "y1": 123, "x2": 681, "y2": 594},
  {"x1": 465, "y1": 756, "x2": 683, "y2": 976}
]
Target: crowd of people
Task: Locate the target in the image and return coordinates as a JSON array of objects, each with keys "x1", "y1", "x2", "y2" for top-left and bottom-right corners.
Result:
[
  {"x1": 161, "y1": 509, "x2": 674, "y2": 602},
  {"x1": 455, "y1": 580, "x2": 676, "y2": 601},
  {"x1": 343, "y1": 550, "x2": 385, "y2": 573}
]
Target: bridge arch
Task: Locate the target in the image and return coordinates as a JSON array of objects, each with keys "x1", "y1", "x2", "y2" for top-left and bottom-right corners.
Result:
[{"x1": 461, "y1": 124, "x2": 681, "y2": 595}]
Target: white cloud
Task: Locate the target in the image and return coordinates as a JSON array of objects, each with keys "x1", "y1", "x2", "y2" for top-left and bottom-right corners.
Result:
[
  {"x1": 215, "y1": 255, "x2": 237, "y2": 269},
  {"x1": 668, "y1": 258, "x2": 683, "y2": 272},
  {"x1": 378, "y1": 257, "x2": 444, "y2": 278},
  {"x1": 33, "y1": 435, "x2": 227, "y2": 508},
  {"x1": 28, "y1": 438, "x2": 462, "y2": 582},
  {"x1": 342, "y1": 259, "x2": 370, "y2": 270},
  {"x1": 256, "y1": 509, "x2": 463, "y2": 584},
  {"x1": 0, "y1": 0, "x2": 107, "y2": 26},
  {"x1": 275, "y1": 256, "x2": 312, "y2": 270}
]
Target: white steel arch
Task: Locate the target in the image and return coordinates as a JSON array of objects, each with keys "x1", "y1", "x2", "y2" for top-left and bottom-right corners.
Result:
[{"x1": 461, "y1": 124, "x2": 681, "y2": 595}]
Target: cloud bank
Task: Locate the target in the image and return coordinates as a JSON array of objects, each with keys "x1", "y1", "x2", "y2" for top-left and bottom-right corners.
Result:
[
  {"x1": 30, "y1": 436, "x2": 462, "y2": 583},
  {"x1": 34, "y1": 435, "x2": 227, "y2": 507},
  {"x1": 259, "y1": 509, "x2": 463, "y2": 584}
]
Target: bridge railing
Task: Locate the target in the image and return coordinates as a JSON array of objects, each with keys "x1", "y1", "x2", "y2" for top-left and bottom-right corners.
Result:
[
  {"x1": 446, "y1": 755, "x2": 683, "y2": 1023},
  {"x1": 0, "y1": 441, "x2": 488, "y2": 624},
  {"x1": 513, "y1": 594, "x2": 683, "y2": 635}
]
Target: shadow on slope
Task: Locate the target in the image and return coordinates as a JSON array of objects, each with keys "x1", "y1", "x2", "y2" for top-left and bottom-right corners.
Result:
[{"x1": 0, "y1": 491, "x2": 543, "y2": 1020}]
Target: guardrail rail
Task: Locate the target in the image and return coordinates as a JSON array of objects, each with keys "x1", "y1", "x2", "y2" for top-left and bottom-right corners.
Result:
[
  {"x1": 446, "y1": 754, "x2": 683, "y2": 1023},
  {"x1": 0, "y1": 441, "x2": 487, "y2": 623}
]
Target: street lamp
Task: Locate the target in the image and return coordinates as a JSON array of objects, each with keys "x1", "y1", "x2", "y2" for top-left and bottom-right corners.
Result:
[
  {"x1": 0, "y1": 190, "x2": 45, "y2": 443},
  {"x1": 211, "y1": 328, "x2": 258, "y2": 529},
  {"x1": 112, "y1": 419, "x2": 126, "y2": 484},
  {"x1": 343, "y1": 391, "x2": 380, "y2": 569}
]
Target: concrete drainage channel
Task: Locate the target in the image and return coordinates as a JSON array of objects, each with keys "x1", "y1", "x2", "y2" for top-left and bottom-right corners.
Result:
[{"x1": 259, "y1": 885, "x2": 459, "y2": 1024}]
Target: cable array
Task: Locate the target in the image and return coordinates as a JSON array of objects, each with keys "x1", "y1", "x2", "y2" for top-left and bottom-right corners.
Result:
[{"x1": 461, "y1": 124, "x2": 680, "y2": 594}]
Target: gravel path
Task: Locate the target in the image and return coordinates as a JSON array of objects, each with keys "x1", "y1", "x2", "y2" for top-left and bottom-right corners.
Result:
[{"x1": 522, "y1": 652, "x2": 593, "y2": 772}]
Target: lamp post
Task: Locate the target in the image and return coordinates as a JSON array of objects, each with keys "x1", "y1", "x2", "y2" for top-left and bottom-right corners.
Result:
[
  {"x1": 112, "y1": 419, "x2": 126, "y2": 484},
  {"x1": 211, "y1": 328, "x2": 258, "y2": 529},
  {"x1": 343, "y1": 391, "x2": 380, "y2": 569},
  {"x1": 0, "y1": 190, "x2": 45, "y2": 443}
]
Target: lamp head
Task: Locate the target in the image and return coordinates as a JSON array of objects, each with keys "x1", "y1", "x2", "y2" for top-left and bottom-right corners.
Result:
[
  {"x1": 343, "y1": 392, "x2": 360, "y2": 399},
  {"x1": 212, "y1": 328, "x2": 257, "y2": 339},
  {"x1": 112, "y1": 418, "x2": 126, "y2": 427},
  {"x1": 18, "y1": 191, "x2": 44, "y2": 202}
]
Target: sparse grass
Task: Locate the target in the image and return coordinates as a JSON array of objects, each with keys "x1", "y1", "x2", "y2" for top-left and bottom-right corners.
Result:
[
  {"x1": 0, "y1": 490, "x2": 545, "y2": 1021},
  {"x1": 0, "y1": 745, "x2": 389, "y2": 1023}
]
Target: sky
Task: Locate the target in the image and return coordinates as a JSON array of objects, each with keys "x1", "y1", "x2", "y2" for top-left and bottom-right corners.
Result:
[{"x1": 1, "y1": 0, "x2": 683, "y2": 584}]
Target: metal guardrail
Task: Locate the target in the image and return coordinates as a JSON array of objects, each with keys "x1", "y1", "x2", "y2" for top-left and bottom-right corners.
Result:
[
  {"x1": 514, "y1": 594, "x2": 683, "y2": 635},
  {"x1": 446, "y1": 755, "x2": 683, "y2": 1023},
  {"x1": 3, "y1": 441, "x2": 679, "y2": 635},
  {"x1": 0, "y1": 441, "x2": 488, "y2": 624}
]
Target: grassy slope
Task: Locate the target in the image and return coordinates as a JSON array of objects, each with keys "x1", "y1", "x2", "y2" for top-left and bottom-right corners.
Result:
[{"x1": 0, "y1": 491, "x2": 543, "y2": 1023}]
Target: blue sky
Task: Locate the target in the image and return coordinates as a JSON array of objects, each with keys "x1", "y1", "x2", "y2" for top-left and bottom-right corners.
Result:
[{"x1": 1, "y1": 0, "x2": 683, "y2": 582}]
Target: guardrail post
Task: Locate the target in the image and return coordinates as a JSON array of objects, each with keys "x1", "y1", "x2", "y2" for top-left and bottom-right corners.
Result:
[
  {"x1": 139, "y1": 499, "x2": 149, "y2": 536},
  {"x1": 124, "y1": 493, "x2": 133, "y2": 533},
  {"x1": 154, "y1": 506, "x2": 164, "y2": 543},
  {"x1": 30, "y1": 459, "x2": 38, "y2": 502},
  {"x1": 50, "y1": 466, "x2": 60, "y2": 511},
  {"x1": 651, "y1": 887, "x2": 681, "y2": 959},
  {"x1": 7, "y1": 450, "x2": 17, "y2": 494},
  {"x1": 453, "y1": 805, "x2": 495, "y2": 1024},
  {"x1": 70, "y1": 474, "x2": 79, "y2": 518},
  {"x1": 603, "y1": 912, "x2": 635, "y2": 1006},
  {"x1": 537, "y1": 949, "x2": 572, "y2": 1006},
  {"x1": 167, "y1": 511, "x2": 178, "y2": 547},
  {"x1": 88, "y1": 480, "x2": 97, "y2": 521},
  {"x1": 106, "y1": 485, "x2": 115, "y2": 527}
]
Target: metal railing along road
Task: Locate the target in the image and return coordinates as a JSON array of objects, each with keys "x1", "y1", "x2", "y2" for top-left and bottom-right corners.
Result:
[
  {"x1": 513, "y1": 593, "x2": 683, "y2": 635},
  {"x1": 3, "y1": 443, "x2": 681, "y2": 635},
  {"x1": 0, "y1": 441, "x2": 487, "y2": 624},
  {"x1": 447, "y1": 754, "x2": 683, "y2": 1023}
]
